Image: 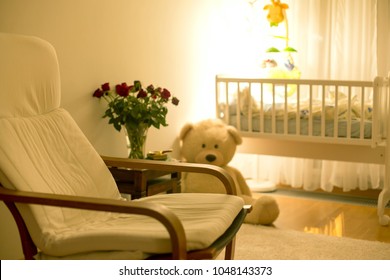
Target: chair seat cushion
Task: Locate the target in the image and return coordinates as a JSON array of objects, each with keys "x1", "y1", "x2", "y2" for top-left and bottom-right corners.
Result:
[{"x1": 34, "y1": 193, "x2": 244, "y2": 259}]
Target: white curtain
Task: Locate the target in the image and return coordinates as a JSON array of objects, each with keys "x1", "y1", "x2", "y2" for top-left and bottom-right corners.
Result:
[{"x1": 231, "y1": 0, "x2": 389, "y2": 191}]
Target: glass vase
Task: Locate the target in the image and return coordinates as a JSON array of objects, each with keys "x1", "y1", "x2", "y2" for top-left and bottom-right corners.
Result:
[{"x1": 125, "y1": 123, "x2": 149, "y2": 159}]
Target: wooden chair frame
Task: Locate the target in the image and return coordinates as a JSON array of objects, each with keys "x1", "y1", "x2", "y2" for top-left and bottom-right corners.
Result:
[{"x1": 0, "y1": 156, "x2": 250, "y2": 260}]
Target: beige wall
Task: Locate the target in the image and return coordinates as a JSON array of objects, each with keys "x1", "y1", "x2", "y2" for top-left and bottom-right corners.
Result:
[
  {"x1": 0, "y1": 0, "x2": 232, "y2": 157},
  {"x1": 0, "y1": 0, "x2": 241, "y2": 259},
  {"x1": 377, "y1": 0, "x2": 390, "y2": 76}
]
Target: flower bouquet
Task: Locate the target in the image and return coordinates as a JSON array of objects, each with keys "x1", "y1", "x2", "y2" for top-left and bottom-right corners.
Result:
[{"x1": 93, "y1": 80, "x2": 179, "y2": 158}]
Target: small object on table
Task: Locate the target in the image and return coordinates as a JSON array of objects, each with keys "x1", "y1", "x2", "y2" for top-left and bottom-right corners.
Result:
[{"x1": 146, "y1": 149, "x2": 172, "y2": 160}]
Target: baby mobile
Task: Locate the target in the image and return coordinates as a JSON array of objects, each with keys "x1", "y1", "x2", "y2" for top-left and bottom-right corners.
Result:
[{"x1": 261, "y1": 0, "x2": 300, "y2": 80}]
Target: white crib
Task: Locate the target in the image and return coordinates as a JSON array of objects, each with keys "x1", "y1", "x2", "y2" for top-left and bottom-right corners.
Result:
[{"x1": 216, "y1": 74, "x2": 390, "y2": 225}]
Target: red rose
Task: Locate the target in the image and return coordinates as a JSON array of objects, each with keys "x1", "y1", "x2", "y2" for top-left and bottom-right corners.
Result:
[
  {"x1": 161, "y1": 88, "x2": 171, "y2": 99},
  {"x1": 146, "y1": 84, "x2": 154, "y2": 93},
  {"x1": 137, "y1": 89, "x2": 147, "y2": 98},
  {"x1": 172, "y1": 97, "x2": 180, "y2": 105},
  {"x1": 93, "y1": 88, "x2": 104, "y2": 98},
  {"x1": 115, "y1": 83, "x2": 130, "y2": 97},
  {"x1": 101, "y1": 82, "x2": 110, "y2": 91}
]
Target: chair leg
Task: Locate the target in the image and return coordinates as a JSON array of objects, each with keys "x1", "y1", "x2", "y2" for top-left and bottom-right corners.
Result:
[
  {"x1": 4, "y1": 202, "x2": 37, "y2": 259},
  {"x1": 224, "y1": 237, "x2": 236, "y2": 260}
]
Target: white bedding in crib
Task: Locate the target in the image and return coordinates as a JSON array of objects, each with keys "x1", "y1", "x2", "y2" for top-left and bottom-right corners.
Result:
[
  {"x1": 226, "y1": 87, "x2": 373, "y2": 138},
  {"x1": 229, "y1": 116, "x2": 372, "y2": 138}
]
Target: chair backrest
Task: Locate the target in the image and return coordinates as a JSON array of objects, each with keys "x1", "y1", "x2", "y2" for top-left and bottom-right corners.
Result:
[{"x1": 0, "y1": 33, "x2": 122, "y2": 251}]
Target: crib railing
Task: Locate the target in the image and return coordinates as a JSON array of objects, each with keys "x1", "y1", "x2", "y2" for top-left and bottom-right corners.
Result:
[{"x1": 216, "y1": 75, "x2": 389, "y2": 146}]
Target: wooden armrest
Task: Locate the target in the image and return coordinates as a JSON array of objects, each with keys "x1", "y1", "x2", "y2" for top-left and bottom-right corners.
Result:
[
  {"x1": 101, "y1": 156, "x2": 237, "y2": 195},
  {"x1": 0, "y1": 186, "x2": 187, "y2": 259}
]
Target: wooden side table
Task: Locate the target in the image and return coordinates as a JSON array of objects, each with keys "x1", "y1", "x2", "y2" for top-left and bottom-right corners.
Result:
[{"x1": 108, "y1": 167, "x2": 181, "y2": 199}]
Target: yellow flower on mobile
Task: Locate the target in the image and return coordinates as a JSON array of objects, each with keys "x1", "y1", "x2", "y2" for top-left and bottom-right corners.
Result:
[{"x1": 263, "y1": 0, "x2": 289, "y2": 27}]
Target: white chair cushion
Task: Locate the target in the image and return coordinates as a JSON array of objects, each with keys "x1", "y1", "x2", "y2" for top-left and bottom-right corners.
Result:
[
  {"x1": 0, "y1": 33, "x2": 60, "y2": 118},
  {"x1": 35, "y1": 193, "x2": 244, "y2": 259},
  {"x1": 0, "y1": 109, "x2": 123, "y2": 254}
]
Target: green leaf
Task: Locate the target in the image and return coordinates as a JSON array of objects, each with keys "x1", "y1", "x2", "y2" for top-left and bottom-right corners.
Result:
[
  {"x1": 114, "y1": 123, "x2": 121, "y2": 132},
  {"x1": 266, "y1": 47, "x2": 280, "y2": 53},
  {"x1": 134, "y1": 81, "x2": 141, "y2": 91},
  {"x1": 273, "y1": 35, "x2": 288, "y2": 40},
  {"x1": 284, "y1": 47, "x2": 298, "y2": 52}
]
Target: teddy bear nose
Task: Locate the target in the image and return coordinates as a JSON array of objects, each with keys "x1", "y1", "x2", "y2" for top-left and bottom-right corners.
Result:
[{"x1": 206, "y1": 154, "x2": 216, "y2": 162}]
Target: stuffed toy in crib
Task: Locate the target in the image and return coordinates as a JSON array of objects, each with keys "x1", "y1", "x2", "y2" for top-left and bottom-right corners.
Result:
[{"x1": 179, "y1": 119, "x2": 280, "y2": 225}]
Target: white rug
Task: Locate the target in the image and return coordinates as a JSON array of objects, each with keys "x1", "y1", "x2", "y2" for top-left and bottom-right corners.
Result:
[{"x1": 233, "y1": 224, "x2": 390, "y2": 260}]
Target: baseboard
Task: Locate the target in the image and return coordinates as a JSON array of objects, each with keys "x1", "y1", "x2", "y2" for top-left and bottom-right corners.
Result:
[{"x1": 276, "y1": 184, "x2": 381, "y2": 200}]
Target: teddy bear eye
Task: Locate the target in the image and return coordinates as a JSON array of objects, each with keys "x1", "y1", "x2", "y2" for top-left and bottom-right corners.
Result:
[
  {"x1": 214, "y1": 144, "x2": 219, "y2": 149},
  {"x1": 202, "y1": 144, "x2": 206, "y2": 148}
]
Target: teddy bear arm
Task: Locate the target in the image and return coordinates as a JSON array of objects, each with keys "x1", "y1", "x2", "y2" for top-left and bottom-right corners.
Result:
[{"x1": 228, "y1": 166, "x2": 253, "y2": 197}]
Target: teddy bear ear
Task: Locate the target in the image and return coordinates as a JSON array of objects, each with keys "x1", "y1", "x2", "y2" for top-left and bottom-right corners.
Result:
[
  {"x1": 179, "y1": 123, "x2": 194, "y2": 140},
  {"x1": 227, "y1": 125, "x2": 243, "y2": 145}
]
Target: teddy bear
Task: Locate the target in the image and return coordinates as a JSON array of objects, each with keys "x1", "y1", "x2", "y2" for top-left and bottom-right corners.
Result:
[{"x1": 179, "y1": 119, "x2": 280, "y2": 225}]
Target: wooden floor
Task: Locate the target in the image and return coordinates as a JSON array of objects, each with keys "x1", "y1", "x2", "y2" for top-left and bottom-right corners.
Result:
[{"x1": 253, "y1": 190, "x2": 390, "y2": 243}]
